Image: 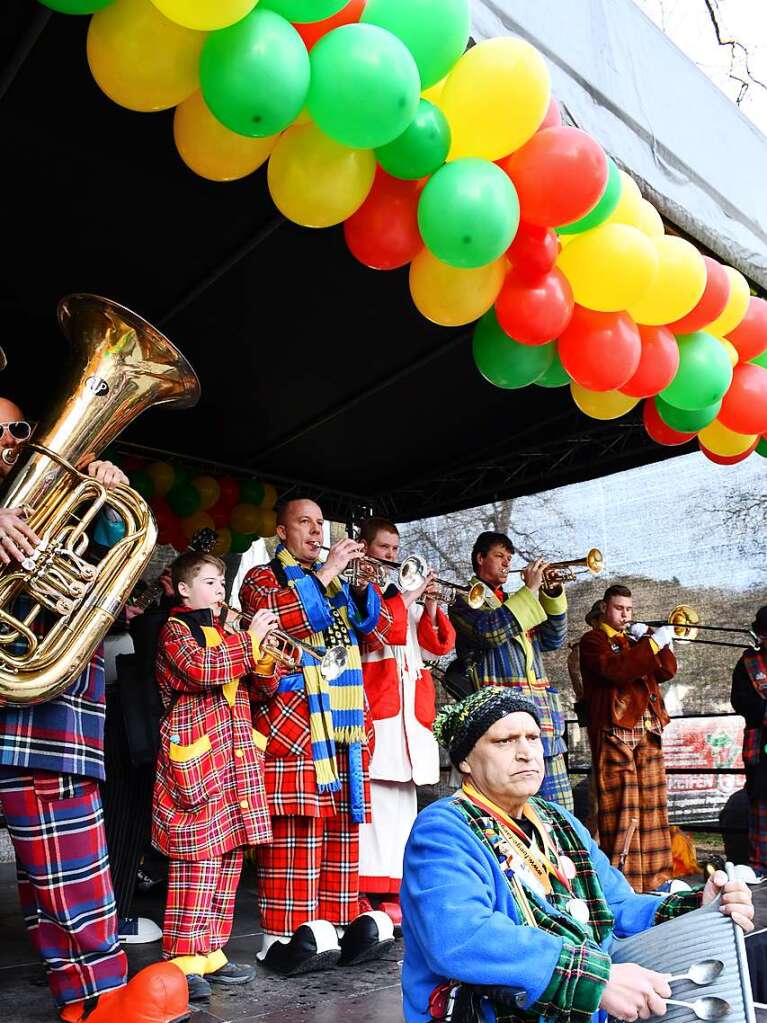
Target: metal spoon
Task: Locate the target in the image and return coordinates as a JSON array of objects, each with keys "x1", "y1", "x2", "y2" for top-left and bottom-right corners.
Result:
[
  {"x1": 665, "y1": 997, "x2": 731, "y2": 1020},
  {"x1": 668, "y1": 960, "x2": 725, "y2": 986}
]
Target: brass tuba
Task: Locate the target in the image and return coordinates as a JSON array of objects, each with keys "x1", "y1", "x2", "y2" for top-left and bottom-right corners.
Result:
[{"x1": 0, "y1": 294, "x2": 200, "y2": 705}]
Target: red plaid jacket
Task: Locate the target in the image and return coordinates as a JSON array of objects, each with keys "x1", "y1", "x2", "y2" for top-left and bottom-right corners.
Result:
[
  {"x1": 239, "y1": 563, "x2": 393, "y2": 818},
  {"x1": 151, "y1": 607, "x2": 278, "y2": 861}
]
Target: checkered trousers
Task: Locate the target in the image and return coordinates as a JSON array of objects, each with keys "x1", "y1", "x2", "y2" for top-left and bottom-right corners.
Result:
[
  {"x1": 540, "y1": 752, "x2": 574, "y2": 812},
  {"x1": 749, "y1": 798, "x2": 767, "y2": 874},
  {"x1": 0, "y1": 767, "x2": 127, "y2": 1008},
  {"x1": 596, "y1": 729, "x2": 672, "y2": 893},
  {"x1": 162, "y1": 848, "x2": 244, "y2": 958}
]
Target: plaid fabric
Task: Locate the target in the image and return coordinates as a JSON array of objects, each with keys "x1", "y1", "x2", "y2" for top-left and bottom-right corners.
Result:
[
  {"x1": 749, "y1": 798, "x2": 767, "y2": 874},
  {"x1": 449, "y1": 584, "x2": 568, "y2": 763},
  {"x1": 0, "y1": 767, "x2": 127, "y2": 1008},
  {"x1": 596, "y1": 729, "x2": 672, "y2": 893},
  {"x1": 540, "y1": 753, "x2": 574, "y2": 810},
  {"x1": 610, "y1": 709, "x2": 662, "y2": 747},
  {"x1": 241, "y1": 563, "x2": 384, "y2": 818},
  {"x1": 162, "y1": 848, "x2": 244, "y2": 958},
  {"x1": 255, "y1": 810, "x2": 359, "y2": 935},
  {"x1": 152, "y1": 609, "x2": 277, "y2": 860}
]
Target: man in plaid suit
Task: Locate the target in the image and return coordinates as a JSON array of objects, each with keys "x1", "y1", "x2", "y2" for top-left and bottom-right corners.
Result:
[
  {"x1": 240, "y1": 498, "x2": 396, "y2": 976},
  {"x1": 449, "y1": 530, "x2": 572, "y2": 811},
  {"x1": 0, "y1": 397, "x2": 187, "y2": 1023}
]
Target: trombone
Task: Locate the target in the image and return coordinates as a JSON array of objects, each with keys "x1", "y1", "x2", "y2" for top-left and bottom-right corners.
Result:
[
  {"x1": 644, "y1": 604, "x2": 759, "y2": 650},
  {"x1": 219, "y1": 603, "x2": 349, "y2": 680},
  {"x1": 509, "y1": 548, "x2": 604, "y2": 585}
]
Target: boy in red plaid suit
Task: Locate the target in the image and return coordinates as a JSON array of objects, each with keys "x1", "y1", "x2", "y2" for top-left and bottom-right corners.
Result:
[
  {"x1": 152, "y1": 551, "x2": 279, "y2": 1002},
  {"x1": 240, "y1": 498, "x2": 396, "y2": 976},
  {"x1": 0, "y1": 397, "x2": 187, "y2": 1023}
]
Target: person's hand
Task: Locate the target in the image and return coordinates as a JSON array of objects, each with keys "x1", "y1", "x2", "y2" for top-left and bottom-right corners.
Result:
[
  {"x1": 701, "y1": 870, "x2": 754, "y2": 932},
  {"x1": 158, "y1": 568, "x2": 174, "y2": 599},
  {"x1": 598, "y1": 962, "x2": 671, "y2": 1020},
  {"x1": 402, "y1": 569, "x2": 437, "y2": 609},
  {"x1": 521, "y1": 558, "x2": 548, "y2": 595},
  {"x1": 248, "y1": 608, "x2": 279, "y2": 643},
  {"x1": 650, "y1": 625, "x2": 675, "y2": 650},
  {"x1": 125, "y1": 604, "x2": 144, "y2": 622},
  {"x1": 316, "y1": 538, "x2": 365, "y2": 587},
  {"x1": 0, "y1": 507, "x2": 40, "y2": 564},
  {"x1": 87, "y1": 460, "x2": 129, "y2": 489},
  {"x1": 627, "y1": 622, "x2": 649, "y2": 641}
]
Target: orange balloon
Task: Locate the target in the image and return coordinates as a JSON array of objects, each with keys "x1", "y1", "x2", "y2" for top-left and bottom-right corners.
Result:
[
  {"x1": 409, "y1": 250, "x2": 505, "y2": 327},
  {"x1": 181, "y1": 509, "x2": 215, "y2": 540},
  {"x1": 174, "y1": 91, "x2": 278, "y2": 181}
]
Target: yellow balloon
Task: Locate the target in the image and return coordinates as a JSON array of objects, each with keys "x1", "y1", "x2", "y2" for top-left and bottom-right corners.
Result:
[
  {"x1": 421, "y1": 76, "x2": 447, "y2": 107},
  {"x1": 211, "y1": 526, "x2": 232, "y2": 557},
  {"x1": 253, "y1": 507, "x2": 277, "y2": 537},
  {"x1": 699, "y1": 419, "x2": 757, "y2": 456},
  {"x1": 441, "y1": 38, "x2": 550, "y2": 161},
  {"x1": 718, "y1": 337, "x2": 739, "y2": 368},
  {"x1": 191, "y1": 474, "x2": 221, "y2": 510},
  {"x1": 267, "y1": 123, "x2": 375, "y2": 228},
  {"x1": 181, "y1": 509, "x2": 215, "y2": 540},
  {"x1": 87, "y1": 0, "x2": 204, "y2": 112},
  {"x1": 605, "y1": 171, "x2": 642, "y2": 228},
  {"x1": 293, "y1": 106, "x2": 312, "y2": 127},
  {"x1": 570, "y1": 383, "x2": 639, "y2": 420},
  {"x1": 628, "y1": 236, "x2": 706, "y2": 326},
  {"x1": 147, "y1": 461, "x2": 175, "y2": 496},
  {"x1": 636, "y1": 199, "x2": 664, "y2": 238},
  {"x1": 150, "y1": 0, "x2": 257, "y2": 30},
  {"x1": 409, "y1": 250, "x2": 505, "y2": 327},
  {"x1": 705, "y1": 266, "x2": 751, "y2": 337},
  {"x1": 174, "y1": 91, "x2": 277, "y2": 181},
  {"x1": 259, "y1": 482, "x2": 278, "y2": 509},
  {"x1": 230, "y1": 502, "x2": 262, "y2": 535},
  {"x1": 556, "y1": 223, "x2": 658, "y2": 312}
]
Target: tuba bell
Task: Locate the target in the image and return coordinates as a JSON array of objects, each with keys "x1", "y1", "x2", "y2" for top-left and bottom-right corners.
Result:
[{"x1": 0, "y1": 294, "x2": 200, "y2": 705}]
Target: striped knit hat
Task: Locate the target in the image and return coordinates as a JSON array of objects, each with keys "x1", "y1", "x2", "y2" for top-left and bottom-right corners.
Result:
[{"x1": 433, "y1": 687, "x2": 541, "y2": 768}]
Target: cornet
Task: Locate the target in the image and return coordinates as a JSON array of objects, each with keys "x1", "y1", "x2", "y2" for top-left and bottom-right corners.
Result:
[
  {"x1": 319, "y1": 545, "x2": 426, "y2": 593},
  {"x1": 397, "y1": 554, "x2": 486, "y2": 609},
  {"x1": 219, "y1": 604, "x2": 349, "y2": 680},
  {"x1": 510, "y1": 548, "x2": 604, "y2": 585}
]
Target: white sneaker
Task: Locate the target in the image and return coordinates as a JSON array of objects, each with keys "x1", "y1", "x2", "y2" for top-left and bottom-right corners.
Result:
[{"x1": 118, "y1": 916, "x2": 163, "y2": 944}]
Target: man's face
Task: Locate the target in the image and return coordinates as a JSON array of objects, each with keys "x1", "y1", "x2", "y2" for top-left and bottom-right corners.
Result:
[
  {"x1": 276, "y1": 499, "x2": 324, "y2": 566},
  {"x1": 178, "y1": 567, "x2": 226, "y2": 611},
  {"x1": 604, "y1": 595, "x2": 633, "y2": 631},
  {"x1": 0, "y1": 398, "x2": 26, "y2": 479},
  {"x1": 476, "y1": 543, "x2": 513, "y2": 589},
  {"x1": 365, "y1": 529, "x2": 399, "y2": 564},
  {"x1": 460, "y1": 712, "x2": 544, "y2": 811}
]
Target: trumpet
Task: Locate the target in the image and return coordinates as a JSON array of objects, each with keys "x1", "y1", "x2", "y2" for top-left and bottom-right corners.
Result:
[
  {"x1": 397, "y1": 554, "x2": 486, "y2": 609},
  {"x1": 510, "y1": 548, "x2": 604, "y2": 585},
  {"x1": 319, "y1": 545, "x2": 426, "y2": 592},
  {"x1": 219, "y1": 604, "x2": 349, "y2": 680},
  {"x1": 644, "y1": 604, "x2": 759, "y2": 650}
]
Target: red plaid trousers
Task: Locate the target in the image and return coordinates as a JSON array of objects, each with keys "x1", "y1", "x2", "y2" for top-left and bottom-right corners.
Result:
[{"x1": 162, "y1": 848, "x2": 244, "y2": 958}]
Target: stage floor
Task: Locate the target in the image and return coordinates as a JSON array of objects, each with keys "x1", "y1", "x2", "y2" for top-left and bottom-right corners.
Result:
[{"x1": 0, "y1": 861, "x2": 404, "y2": 1023}]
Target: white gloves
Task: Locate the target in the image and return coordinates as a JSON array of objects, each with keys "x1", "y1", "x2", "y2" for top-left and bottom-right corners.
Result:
[
  {"x1": 627, "y1": 622, "x2": 648, "y2": 641},
  {"x1": 650, "y1": 625, "x2": 675, "y2": 650}
]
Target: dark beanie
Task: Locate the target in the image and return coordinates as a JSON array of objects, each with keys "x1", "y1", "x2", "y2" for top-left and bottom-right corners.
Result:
[
  {"x1": 433, "y1": 687, "x2": 541, "y2": 768},
  {"x1": 753, "y1": 607, "x2": 767, "y2": 637}
]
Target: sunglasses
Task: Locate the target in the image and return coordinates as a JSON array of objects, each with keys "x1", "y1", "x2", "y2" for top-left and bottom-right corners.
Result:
[{"x1": 0, "y1": 421, "x2": 32, "y2": 441}]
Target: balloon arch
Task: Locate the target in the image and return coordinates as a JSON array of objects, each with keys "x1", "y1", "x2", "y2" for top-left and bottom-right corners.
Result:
[{"x1": 43, "y1": 0, "x2": 767, "y2": 468}]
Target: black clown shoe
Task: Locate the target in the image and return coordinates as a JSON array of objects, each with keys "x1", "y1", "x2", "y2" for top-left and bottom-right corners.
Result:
[
  {"x1": 338, "y1": 911, "x2": 395, "y2": 966},
  {"x1": 186, "y1": 974, "x2": 211, "y2": 1002},
  {"x1": 258, "y1": 920, "x2": 341, "y2": 976},
  {"x1": 207, "y1": 961, "x2": 257, "y2": 985}
]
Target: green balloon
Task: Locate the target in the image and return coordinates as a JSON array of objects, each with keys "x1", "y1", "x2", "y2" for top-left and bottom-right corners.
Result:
[
  {"x1": 167, "y1": 482, "x2": 202, "y2": 518},
  {"x1": 260, "y1": 0, "x2": 346, "y2": 21},
  {"x1": 362, "y1": 0, "x2": 471, "y2": 88},
  {"x1": 418, "y1": 159, "x2": 520, "y2": 269},
  {"x1": 557, "y1": 158, "x2": 621, "y2": 235},
  {"x1": 535, "y1": 350, "x2": 571, "y2": 388},
  {"x1": 756, "y1": 436, "x2": 767, "y2": 458},
  {"x1": 307, "y1": 24, "x2": 421, "y2": 149},
  {"x1": 473, "y1": 309, "x2": 555, "y2": 389},
  {"x1": 751, "y1": 349, "x2": 767, "y2": 370},
  {"x1": 655, "y1": 396, "x2": 721, "y2": 432},
  {"x1": 41, "y1": 0, "x2": 115, "y2": 11},
  {"x1": 172, "y1": 464, "x2": 190, "y2": 488},
  {"x1": 129, "y1": 469, "x2": 154, "y2": 502},
  {"x1": 660, "y1": 331, "x2": 733, "y2": 411},
  {"x1": 376, "y1": 99, "x2": 450, "y2": 180},
  {"x1": 200, "y1": 9, "x2": 310, "y2": 138},
  {"x1": 230, "y1": 530, "x2": 256, "y2": 554},
  {"x1": 239, "y1": 478, "x2": 265, "y2": 505}
]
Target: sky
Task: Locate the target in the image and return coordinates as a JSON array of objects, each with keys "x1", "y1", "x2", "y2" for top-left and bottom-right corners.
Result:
[{"x1": 634, "y1": 0, "x2": 767, "y2": 135}]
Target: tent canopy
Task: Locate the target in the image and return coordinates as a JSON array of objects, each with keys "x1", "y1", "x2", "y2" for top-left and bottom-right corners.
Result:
[{"x1": 1, "y1": 2, "x2": 763, "y2": 523}]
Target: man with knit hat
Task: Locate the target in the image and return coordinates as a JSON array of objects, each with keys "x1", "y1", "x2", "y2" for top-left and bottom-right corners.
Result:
[{"x1": 400, "y1": 689, "x2": 754, "y2": 1023}]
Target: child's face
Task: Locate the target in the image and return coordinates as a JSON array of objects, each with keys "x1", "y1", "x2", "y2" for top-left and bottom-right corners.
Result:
[{"x1": 178, "y1": 568, "x2": 226, "y2": 611}]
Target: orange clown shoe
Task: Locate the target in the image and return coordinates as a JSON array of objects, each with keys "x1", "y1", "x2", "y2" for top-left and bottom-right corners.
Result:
[{"x1": 59, "y1": 963, "x2": 189, "y2": 1023}]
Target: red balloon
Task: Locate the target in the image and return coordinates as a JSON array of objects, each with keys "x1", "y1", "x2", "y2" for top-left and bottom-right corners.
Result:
[
  {"x1": 643, "y1": 399, "x2": 696, "y2": 446},
  {"x1": 506, "y1": 222, "x2": 559, "y2": 280},
  {"x1": 666, "y1": 256, "x2": 729, "y2": 334},
  {"x1": 539, "y1": 96, "x2": 561, "y2": 130},
  {"x1": 494, "y1": 266, "x2": 574, "y2": 345},
  {"x1": 726, "y1": 296, "x2": 767, "y2": 362},
  {"x1": 500, "y1": 127, "x2": 608, "y2": 228},
  {"x1": 218, "y1": 475, "x2": 240, "y2": 509},
  {"x1": 149, "y1": 496, "x2": 174, "y2": 532},
  {"x1": 717, "y1": 362, "x2": 767, "y2": 435},
  {"x1": 209, "y1": 499, "x2": 233, "y2": 530},
  {"x1": 699, "y1": 440, "x2": 758, "y2": 464},
  {"x1": 558, "y1": 306, "x2": 641, "y2": 391},
  {"x1": 344, "y1": 169, "x2": 423, "y2": 270},
  {"x1": 620, "y1": 325, "x2": 680, "y2": 398},
  {"x1": 294, "y1": 0, "x2": 366, "y2": 50}
]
